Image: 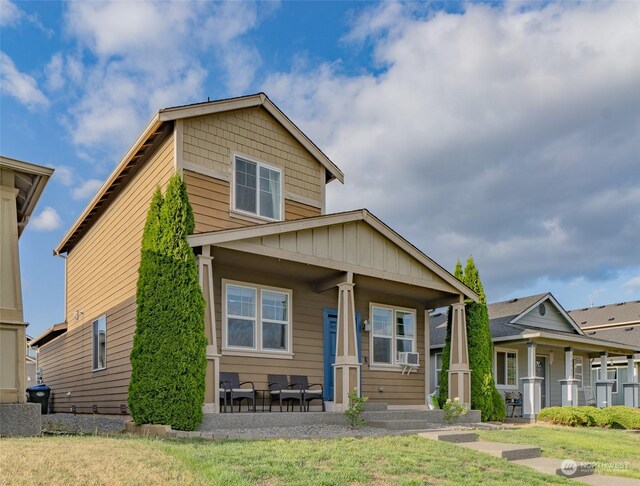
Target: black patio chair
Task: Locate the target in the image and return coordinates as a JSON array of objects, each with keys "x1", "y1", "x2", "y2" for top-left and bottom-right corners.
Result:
[
  {"x1": 290, "y1": 375, "x2": 325, "y2": 412},
  {"x1": 505, "y1": 391, "x2": 522, "y2": 418},
  {"x1": 219, "y1": 372, "x2": 256, "y2": 412},
  {"x1": 268, "y1": 374, "x2": 303, "y2": 412}
]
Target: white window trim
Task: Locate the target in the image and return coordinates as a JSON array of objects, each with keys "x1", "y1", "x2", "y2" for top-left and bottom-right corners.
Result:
[
  {"x1": 608, "y1": 368, "x2": 618, "y2": 394},
  {"x1": 231, "y1": 153, "x2": 284, "y2": 222},
  {"x1": 369, "y1": 303, "x2": 417, "y2": 370},
  {"x1": 222, "y1": 279, "x2": 293, "y2": 358},
  {"x1": 92, "y1": 315, "x2": 107, "y2": 372},
  {"x1": 573, "y1": 356, "x2": 584, "y2": 390},
  {"x1": 434, "y1": 352, "x2": 443, "y2": 389},
  {"x1": 494, "y1": 347, "x2": 518, "y2": 389}
]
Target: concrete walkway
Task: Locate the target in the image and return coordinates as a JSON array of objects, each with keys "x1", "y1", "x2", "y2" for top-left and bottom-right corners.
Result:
[{"x1": 419, "y1": 431, "x2": 640, "y2": 485}]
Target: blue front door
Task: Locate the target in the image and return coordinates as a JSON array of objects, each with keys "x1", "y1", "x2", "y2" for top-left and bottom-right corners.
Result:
[{"x1": 323, "y1": 308, "x2": 361, "y2": 401}]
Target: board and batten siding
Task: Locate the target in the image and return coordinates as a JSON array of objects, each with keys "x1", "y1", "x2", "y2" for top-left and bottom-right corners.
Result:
[
  {"x1": 516, "y1": 301, "x2": 575, "y2": 333},
  {"x1": 65, "y1": 134, "x2": 175, "y2": 327},
  {"x1": 212, "y1": 264, "x2": 427, "y2": 407},
  {"x1": 182, "y1": 107, "x2": 324, "y2": 206},
  {"x1": 229, "y1": 221, "x2": 453, "y2": 292},
  {"x1": 184, "y1": 169, "x2": 320, "y2": 235},
  {"x1": 38, "y1": 297, "x2": 136, "y2": 414}
]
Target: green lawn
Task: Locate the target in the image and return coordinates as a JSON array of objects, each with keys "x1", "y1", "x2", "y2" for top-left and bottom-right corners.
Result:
[
  {"x1": 1, "y1": 435, "x2": 574, "y2": 485},
  {"x1": 478, "y1": 425, "x2": 640, "y2": 480}
]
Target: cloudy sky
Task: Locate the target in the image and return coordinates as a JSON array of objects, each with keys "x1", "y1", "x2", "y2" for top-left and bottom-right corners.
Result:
[{"x1": 2, "y1": 0, "x2": 639, "y2": 337}]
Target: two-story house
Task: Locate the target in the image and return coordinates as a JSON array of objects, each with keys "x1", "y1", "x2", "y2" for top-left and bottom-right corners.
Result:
[{"x1": 34, "y1": 93, "x2": 477, "y2": 415}]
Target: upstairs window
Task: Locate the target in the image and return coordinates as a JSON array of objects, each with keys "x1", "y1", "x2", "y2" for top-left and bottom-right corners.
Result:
[
  {"x1": 234, "y1": 156, "x2": 282, "y2": 220},
  {"x1": 92, "y1": 315, "x2": 107, "y2": 371}
]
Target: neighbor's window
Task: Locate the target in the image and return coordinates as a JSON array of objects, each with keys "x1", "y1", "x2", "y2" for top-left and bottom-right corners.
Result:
[
  {"x1": 370, "y1": 304, "x2": 416, "y2": 366},
  {"x1": 434, "y1": 352, "x2": 443, "y2": 389},
  {"x1": 224, "y1": 281, "x2": 291, "y2": 354},
  {"x1": 608, "y1": 369, "x2": 618, "y2": 394},
  {"x1": 573, "y1": 356, "x2": 584, "y2": 389},
  {"x1": 495, "y1": 349, "x2": 517, "y2": 387},
  {"x1": 92, "y1": 315, "x2": 106, "y2": 371},
  {"x1": 234, "y1": 156, "x2": 282, "y2": 220}
]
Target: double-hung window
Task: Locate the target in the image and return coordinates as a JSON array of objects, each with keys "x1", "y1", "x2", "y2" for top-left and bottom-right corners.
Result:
[
  {"x1": 92, "y1": 315, "x2": 107, "y2": 371},
  {"x1": 234, "y1": 155, "x2": 282, "y2": 220},
  {"x1": 370, "y1": 304, "x2": 416, "y2": 367},
  {"x1": 495, "y1": 348, "x2": 517, "y2": 387},
  {"x1": 224, "y1": 281, "x2": 291, "y2": 356}
]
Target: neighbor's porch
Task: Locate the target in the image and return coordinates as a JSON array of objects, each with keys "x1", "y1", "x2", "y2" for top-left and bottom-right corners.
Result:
[{"x1": 491, "y1": 336, "x2": 639, "y2": 419}]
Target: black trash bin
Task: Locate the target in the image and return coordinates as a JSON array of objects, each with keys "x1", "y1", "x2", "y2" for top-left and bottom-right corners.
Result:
[{"x1": 26, "y1": 384, "x2": 51, "y2": 414}]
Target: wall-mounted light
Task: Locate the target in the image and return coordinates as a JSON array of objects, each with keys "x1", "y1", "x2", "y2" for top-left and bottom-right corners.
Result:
[
  {"x1": 363, "y1": 319, "x2": 371, "y2": 332},
  {"x1": 73, "y1": 310, "x2": 84, "y2": 321}
]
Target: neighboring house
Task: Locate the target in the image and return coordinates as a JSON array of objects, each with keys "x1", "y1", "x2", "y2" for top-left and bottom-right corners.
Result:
[
  {"x1": 34, "y1": 93, "x2": 477, "y2": 415},
  {"x1": 25, "y1": 335, "x2": 37, "y2": 387},
  {"x1": 0, "y1": 156, "x2": 53, "y2": 407},
  {"x1": 570, "y1": 301, "x2": 640, "y2": 406},
  {"x1": 430, "y1": 293, "x2": 640, "y2": 419}
]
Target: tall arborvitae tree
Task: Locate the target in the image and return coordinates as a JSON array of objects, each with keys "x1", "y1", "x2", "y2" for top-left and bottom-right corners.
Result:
[
  {"x1": 437, "y1": 260, "x2": 463, "y2": 406},
  {"x1": 463, "y1": 256, "x2": 502, "y2": 421},
  {"x1": 128, "y1": 176, "x2": 207, "y2": 430},
  {"x1": 438, "y1": 257, "x2": 506, "y2": 421}
]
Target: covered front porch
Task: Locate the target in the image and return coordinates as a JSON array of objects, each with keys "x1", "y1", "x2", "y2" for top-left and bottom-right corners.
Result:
[
  {"x1": 188, "y1": 211, "x2": 478, "y2": 415},
  {"x1": 493, "y1": 333, "x2": 639, "y2": 420}
]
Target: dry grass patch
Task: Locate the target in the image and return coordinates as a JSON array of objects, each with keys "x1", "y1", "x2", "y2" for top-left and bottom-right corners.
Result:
[{"x1": 0, "y1": 436, "x2": 202, "y2": 486}]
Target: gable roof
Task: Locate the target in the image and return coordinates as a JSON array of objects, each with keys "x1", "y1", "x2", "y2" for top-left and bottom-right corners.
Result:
[
  {"x1": 54, "y1": 93, "x2": 343, "y2": 255},
  {"x1": 188, "y1": 209, "x2": 480, "y2": 302},
  {"x1": 431, "y1": 292, "x2": 585, "y2": 347},
  {"x1": 569, "y1": 300, "x2": 640, "y2": 330},
  {"x1": 1, "y1": 155, "x2": 54, "y2": 236}
]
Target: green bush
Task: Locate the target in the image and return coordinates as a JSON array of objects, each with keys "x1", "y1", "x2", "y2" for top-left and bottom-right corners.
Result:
[
  {"x1": 489, "y1": 387, "x2": 507, "y2": 422},
  {"x1": 344, "y1": 389, "x2": 368, "y2": 428},
  {"x1": 538, "y1": 406, "x2": 640, "y2": 430},
  {"x1": 128, "y1": 175, "x2": 207, "y2": 431}
]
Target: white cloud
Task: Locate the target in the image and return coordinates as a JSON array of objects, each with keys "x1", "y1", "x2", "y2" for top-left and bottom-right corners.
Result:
[
  {"x1": 263, "y1": 2, "x2": 640, "y2": 298},
  {"x1": 71, "y1": 179, "x2": 102, "y2": 201},
  {"x1": 52, "y1": 165, "x2": 75, "y2": 186},
  {"x1": 44, "y1": 53, "x2": 65, "y2": 91},
  {"x1": 0, "y1": 0, "x2": 21, "y2": 27},
  {"x1": 30, "y1": 207, "x2": 62, "y2": 231},
  {"x1": 625, "y1": 277, "x2": 640, "y2": 291},
  {"x1": 59, "y1": 1, "x2": 270, "y2": 156},
  {"x1": 0, "y1": 51, "x2": 49, "y2": 110}
]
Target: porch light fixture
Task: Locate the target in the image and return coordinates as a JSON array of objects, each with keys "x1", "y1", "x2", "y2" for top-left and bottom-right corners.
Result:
[{"x1": 363, "y1": 319, "x2": 371, "y2": 332}]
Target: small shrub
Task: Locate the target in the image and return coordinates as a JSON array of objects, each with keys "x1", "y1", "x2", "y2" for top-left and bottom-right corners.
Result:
[
  {"x1": 538, "y1": 406, "x2": 640, "y2": 430},
  {"x1": 344, "y1": 388, "x2": 368, "y2": 428},
  {"x1": 443, "y1": 397, "x2": 468, "y2": 424},
  {"x1": 489, "y1": 387, "x2": 506, "y2": 422}
]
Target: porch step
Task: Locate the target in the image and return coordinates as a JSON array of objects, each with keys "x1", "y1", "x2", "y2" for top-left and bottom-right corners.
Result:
[
  {"x1": 418, "y1": 431, "x2": 479, "y2": 443},
  {"x1": 512, "y1": 457, "x2": 595, "y2": 478},
  {"x1": 459, "y1": 441, "x2": 541, "y2": 461},
  {"x1": 363, "y1": 402, "x2": 388, "y2": 412},
  {"x1": 368, "y1": 420, "x2": 439, "y2": 430},
  {"x1": 362, "y1": 409, "x2": 480, "y2": 423}
]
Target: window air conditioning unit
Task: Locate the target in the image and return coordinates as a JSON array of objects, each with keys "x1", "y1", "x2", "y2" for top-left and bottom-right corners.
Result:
[{"x1": 398, "y1": 352, "x2": 419, "y2": 375}]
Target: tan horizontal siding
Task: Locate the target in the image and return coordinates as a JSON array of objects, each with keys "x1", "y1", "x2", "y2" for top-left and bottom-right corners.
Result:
[
  {"x1": 183, "y1": 107, "x2": 323, "y2": 203},
  {"x1": 65, "y1": 135, "x2": 175, "y2": 327},
  {"x1": 285, "y1": 199, "x2": 321, "y2": 220},
  {"x1": 38, "y1": 297, "x2": 136, "y2": 414},
  {"x1": 185, "y1": 170, "x2": 321, "y2": 235}
]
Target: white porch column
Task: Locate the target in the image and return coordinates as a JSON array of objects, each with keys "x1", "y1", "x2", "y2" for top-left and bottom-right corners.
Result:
[
  {"x1": 560, "y1": 347, "x2": 580, "y2": 407},
  {"x1": 521, "y1": 342, "x2": 542, "y2": 419},
  {"x1": 198, "y1": 245, "x2": 220, "y2": 414},
  {"x1": 333, "y1": 275, "x2": 360, "y2": 412},
  {"x1": 623, "y1": 354, "x2": 639, "y2": 408},
  {"x1": 448, "y1": 301, "x2": 471, "y2": 407},
  {"x1": 595, "y1": 352, "x2": 613, "y2": 408}
]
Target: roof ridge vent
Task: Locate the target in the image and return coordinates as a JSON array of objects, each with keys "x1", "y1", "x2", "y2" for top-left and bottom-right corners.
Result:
[
  {"x1": 509, "y1": 298, "x2": 518, "y2": 303},
  {"x1": 616, "y1": 302, "x2": 625, "y2": 306},
  {"x1": 608, "y1": 317, "x2": 615, "y2": 321}
]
